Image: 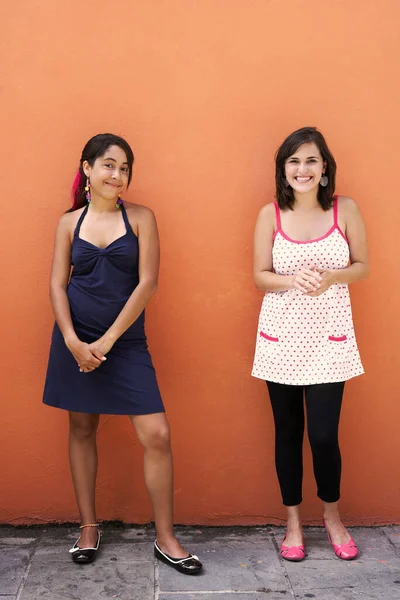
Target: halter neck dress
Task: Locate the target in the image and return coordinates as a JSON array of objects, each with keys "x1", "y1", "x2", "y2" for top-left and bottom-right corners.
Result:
[
  {"x1": 252, "y1": 197, "x2": 364, "y2": 385},
  {"x1": 43, "y1": 204, "x2": 164, "y2": 415}
]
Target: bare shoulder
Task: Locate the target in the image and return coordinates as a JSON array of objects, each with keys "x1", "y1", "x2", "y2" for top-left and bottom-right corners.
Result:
[
  {"x1": 256, "y1": 202, "x2": 277, "y2": 233},
  {"x1": 124, "y1": 201, "x2": 155, "y2": 220},
  {"x1": 58, "y1": 211, "x2": 74, "y2": 227},
  {"x1": 57, "y1": 208, "x2": 83, "y2": 237},
  {"x1": 257, "y1": 202, "x2": 276, "y2": 221},
  {"x1": 124, "y1": 201, "x2": 155, "y2": 219},
  {"x1": 336, "y1": 195, "x2": 361, "y2": 215},
  {"x1": 123, "y1": 202, "x2": 157, "y2": 236},
  {"x1": 338, "y1": 196, "x2": 364, "y2": 231}
]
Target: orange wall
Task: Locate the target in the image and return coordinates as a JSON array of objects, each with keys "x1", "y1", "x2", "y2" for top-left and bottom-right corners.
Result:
[{"x1": 1, "y1": 1, "x2": 399, "y2": 526}]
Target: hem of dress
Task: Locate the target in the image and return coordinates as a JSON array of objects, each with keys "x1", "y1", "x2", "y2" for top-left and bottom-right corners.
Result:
[
  {"x1": 251, "y1": 369, "x2": 365, "y2": 385},
  {"x1": 42, "y1": 402, "x2": 165, "y2": 416}
]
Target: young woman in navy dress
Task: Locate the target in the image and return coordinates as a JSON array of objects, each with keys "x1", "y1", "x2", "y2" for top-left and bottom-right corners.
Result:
[{"x1": 43, "y1": 133, "x2": 202, "y2": 574}]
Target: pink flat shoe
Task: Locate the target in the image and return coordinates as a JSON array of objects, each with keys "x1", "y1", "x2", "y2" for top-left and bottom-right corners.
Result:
[
  {"x1": 280, "y1": 536, "x2": 305, "y2": 562},
  {"x1": 323, "y1": 519, "x2": 358, "y2": 560}
]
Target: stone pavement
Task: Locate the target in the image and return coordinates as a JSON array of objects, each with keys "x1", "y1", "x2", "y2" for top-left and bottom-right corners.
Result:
[{"x1": 1, "y1": 525, "x2": 399, "y2": 600}]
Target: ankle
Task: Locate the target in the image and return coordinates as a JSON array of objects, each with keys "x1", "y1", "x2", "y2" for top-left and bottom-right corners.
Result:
[
  {"x1": 286, "y1": 518, "x2": 302, "y2": 528},
  {"x1": 323, "y1": 514, "x2": 341, "y2": 524},
  {"x1": 155, "y1": 532, "x2": 175, "y2": 545}
]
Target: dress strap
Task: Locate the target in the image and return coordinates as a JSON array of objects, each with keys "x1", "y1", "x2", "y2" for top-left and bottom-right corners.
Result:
[
  {"x1": 121, "y1": 204, "x2": 133, "y2": 232},
  {"x1": 273, "y1": 202, "x2": 282, "y2": 231},
  {"x1": 333, "y1": 194, "x2": 347, "y2": 241},
  {"x1": 333, "y1": 195, "x2": 338, "y2": 226},
  {"x1": 73, "y1": 204, "x2": 89, "y2": 237}
]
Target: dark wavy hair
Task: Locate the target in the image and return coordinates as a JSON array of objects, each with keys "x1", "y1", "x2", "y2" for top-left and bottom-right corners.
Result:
[
  {"x1": 275, "y1": 127, "x2": 336, "y2": 211},
  {"x1": 68, "y1": 133, "x2": 134, "y2": 212}
]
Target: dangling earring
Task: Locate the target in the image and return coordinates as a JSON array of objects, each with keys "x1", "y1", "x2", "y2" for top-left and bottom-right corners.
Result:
[
  {"x1": 116, "y1": 194, "x2": 123, "y2": 209},
  {"x1": 320, "y1": 174, "x2": 328, "y2": 187},
  {"x1": 85, "y1": 178, "x2": 91, "y2": 203},
  {"x1": 284, "y1": 179, "x2": 290, "y2": 188}
]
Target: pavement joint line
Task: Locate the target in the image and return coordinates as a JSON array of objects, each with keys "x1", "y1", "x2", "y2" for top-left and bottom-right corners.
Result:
[
  {"x1": 16, "y1": 560, "x2": 33, "y2": 600},
  {"x1": 154, "y1": 557, "x2": 160, "y2": 600},
  {"x1": 267, "y1": 526, "x2": 297, "y2": 600},
  {"x1": 15, "y1": 529, "x2": 43, "y2": 600},
  {"x1": 382, "y1": 526, "x2": 400, "y2": 555},
  {"x1": 158, "y1": 592, "x2": 288, "y2": 595}
]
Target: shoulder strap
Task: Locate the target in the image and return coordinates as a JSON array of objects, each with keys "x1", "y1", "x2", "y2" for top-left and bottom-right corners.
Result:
[
  {"x1": 73, "y1": 205, "x2": 89, "y2": 236},
  {"x1": 120, "y1": 203, "x2": 132, "y2": 232},
  {"x1": 333, "y1": 195, "x2": 338, "y2": 226},
  {"x1": 273, "y1": 202, "x2": 282, "y2": 231}
]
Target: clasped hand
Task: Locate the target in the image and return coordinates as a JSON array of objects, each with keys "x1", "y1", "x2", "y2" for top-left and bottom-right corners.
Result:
[
  {"x1": 67, "y1": 336, "x2": 114, "y2": 373},
  {"x1": 292, "y1": 268, "x2": 335, "y2": 296}
]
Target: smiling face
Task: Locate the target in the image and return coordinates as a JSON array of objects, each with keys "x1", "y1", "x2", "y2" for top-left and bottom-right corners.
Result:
[
  {"x1": 284, "y1": 142, "x2": 326, "y2": 195},
  {"x1": 83, "y1": 145, "x2": 130, "y2": 201}
]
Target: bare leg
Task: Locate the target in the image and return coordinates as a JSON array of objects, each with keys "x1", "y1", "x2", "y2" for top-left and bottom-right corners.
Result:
[
  {"x1": 323, "y1": 501, "x2": 351, "y2": 544},
  {"x1": 284, "y1": 505, "x2": 303, "y2": 546},
  {"x1": 130, "y1": 413, "x2": 188, "y2": 557},
  {"x1": 68, "y1": 411, "x2": 99, "y2": 548}
]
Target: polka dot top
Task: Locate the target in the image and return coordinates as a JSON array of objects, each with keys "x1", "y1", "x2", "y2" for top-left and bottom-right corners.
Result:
[{"x1": 251, "y1": 197, "x2": 364, "y2": 385}]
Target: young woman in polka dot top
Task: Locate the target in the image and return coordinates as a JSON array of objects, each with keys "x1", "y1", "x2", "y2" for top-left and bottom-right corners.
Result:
[{"x1": 252, "y1": 127, "x2": 369, "y2": 562}]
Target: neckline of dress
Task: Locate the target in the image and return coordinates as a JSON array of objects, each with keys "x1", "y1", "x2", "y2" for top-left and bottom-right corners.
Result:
[
  {"x1": 75, "y1": 203, "x2": 137, "y2": 250},
  {"x1": 274, "y1": 224, "x2": 347, "y2": 245}
]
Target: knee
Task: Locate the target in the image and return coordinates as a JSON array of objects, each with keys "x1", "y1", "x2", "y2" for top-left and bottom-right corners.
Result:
[
  {"x1": 142, "y1": 424, "x2": 171, "y2": 453},
  {"x1": 309, "y1": 428, "x2": 338, "y2": 449},
  {"x1": 69, "y1": 414, "x2": 98, "y2": 441}
]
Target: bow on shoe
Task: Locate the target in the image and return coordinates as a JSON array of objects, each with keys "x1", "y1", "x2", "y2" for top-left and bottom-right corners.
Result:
[{"x1": 154, "y1": 541, "x2": 203, "y2": 575}]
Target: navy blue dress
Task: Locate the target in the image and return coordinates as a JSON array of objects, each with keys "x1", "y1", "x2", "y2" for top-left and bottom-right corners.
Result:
[{"x1": 43, "y1": 204, "x2": 165, "y2": 415}]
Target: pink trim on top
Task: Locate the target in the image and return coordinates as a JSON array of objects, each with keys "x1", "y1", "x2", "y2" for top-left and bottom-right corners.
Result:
[
  {"x1": 333, "y1": 196, "x2": 348, "y2": 242},
  {"x1": 260, "y1": 332, "x2": 279, "y2": 342},
  {"x1": 333, "y1": 195, "x2": 338, "y2": 224},
  {"x1": 273, "y1": 202, "x2": 281, "y2": 240},
  {"x1": 328, "y1": 335, "x2": 347, "y2": 342},
  {"x1": 273, "y1": 195, "x2": 348, "y2": 245},
  {"x1": 276, "y1": 226, "x2": 338, "y2": 245}
]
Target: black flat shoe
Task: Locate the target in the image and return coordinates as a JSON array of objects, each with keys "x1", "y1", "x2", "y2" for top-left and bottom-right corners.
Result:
[
  {"x1": 154, "y1": 541, "x2": 202, "y2": 575},
  {"x1": 69, "y1": 531, "x2": 101, "y2": 564}
]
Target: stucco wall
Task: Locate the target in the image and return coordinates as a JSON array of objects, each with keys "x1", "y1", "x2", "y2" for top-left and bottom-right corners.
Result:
[{"x1": 1, "y1": 0, "x2": 399, "y2": 525}]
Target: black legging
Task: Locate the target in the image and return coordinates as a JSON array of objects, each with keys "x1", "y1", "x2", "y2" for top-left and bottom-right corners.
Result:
[{"x1": 266, "y1": 381, "x2": 345, "y2": 506}]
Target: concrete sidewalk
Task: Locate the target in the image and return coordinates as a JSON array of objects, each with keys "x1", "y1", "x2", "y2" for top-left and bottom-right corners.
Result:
[{"x1": 1, "y1": 524, "x2": 399, "y2": 600}]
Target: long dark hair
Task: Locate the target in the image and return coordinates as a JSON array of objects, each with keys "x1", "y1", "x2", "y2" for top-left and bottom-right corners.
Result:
[
  {"x1": 68, "y1": 133, "x2": 134, "y2": 212},
  {"x1": 275, "y1": 127, "x2": 336, "y2": 211}
]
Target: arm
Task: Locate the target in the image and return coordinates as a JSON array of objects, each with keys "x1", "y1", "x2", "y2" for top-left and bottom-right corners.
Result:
[
  {"x1": 253, "y1": 204, "x2": 321, "y2": 294},
  {"x1": 333, "y1": 196, "x2": 369, "y2": 284},
  {"x1": 309, "y1": 197, "x2": 369, "y2": 295},
  {"x1": 50, "y1": 214, "x2": 102, "y2": 372},
  {"x1": 89, "y1": 206, "x2": 159, "y2": 357},
  {"x1": 49, "y1": 214, "x2": 78, "y2": 345}
]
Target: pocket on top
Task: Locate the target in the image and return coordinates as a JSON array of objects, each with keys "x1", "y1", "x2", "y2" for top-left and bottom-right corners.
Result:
[
  {"x1": 260, "y1": 331, "x2": 279, "y2": 342},
  {"x1": 326, "y1": 334, "x2": 349, "y2": 365}
]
